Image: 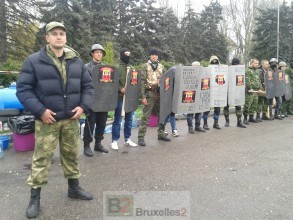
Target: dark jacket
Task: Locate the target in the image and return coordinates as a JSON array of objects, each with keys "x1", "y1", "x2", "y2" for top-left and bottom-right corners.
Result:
[{"x1": 16, "y1": 46, "x2": 94, "y2": 121}]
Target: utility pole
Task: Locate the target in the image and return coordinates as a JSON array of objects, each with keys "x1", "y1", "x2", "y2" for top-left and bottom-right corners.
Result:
[
  {"x1": 277, "y1": 2, "x2": 280, "y2": 61},
  {"x1": 0, "y1": 0, "x2": 7, "y2": 66}
]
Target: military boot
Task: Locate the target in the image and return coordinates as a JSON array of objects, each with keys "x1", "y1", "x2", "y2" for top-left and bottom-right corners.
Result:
[
  {"x1": 68, "y1": 179, "x2": 93, "y2": 200},
  {"x1": 248, "y1": 115, "x2": 258, "y2": 123},
  {"x1": 203, "y1": 120, "x2": 210, "y2": 130},
  {"x1": 224, "y1": 116, "x2": 230, "y2": 127},
  {"x1": 188, "y1": 127, "x2": 195, "y2": 134},
  {"x1": 243, "y1": 115, "x2": 249, "y2": 125},
  {"x1": 138, "y1": 138, "x2": 146, "y2": 146},
  {"x1": 26, "y1": 188, "x2": 41, "y2": 219},
  {"x1": 83, "y1": 143, "x2": 93, "y2": 157},
  {"x1": 237, "y1": 117, "x2": 246, "y2": 128},
  {"x1": 213, "y1": 120, "x2": 221, "y2": 129},
  {"x1": 256, "y1": 113, "x2": 262, "y2": 122},
  {"x1": 94, "y1": 140, "x2": 108, "y2": 153},
  {"x1": 274, "y1": 114, "x2": 282, "y2": 120},
  {"x1": 261, "y1": 113, "x2": 270, "y2": 120}
]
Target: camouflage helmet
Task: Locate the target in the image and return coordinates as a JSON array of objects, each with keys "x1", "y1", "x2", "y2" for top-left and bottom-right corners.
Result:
[
  {"x1": 192, "y1": 61, "x2": 201, "y2": 66},
  {"x1": 89, "y1": 44, "x2": 106, "y2": 57},
  {"x1": 269, "y1": 58, "x2": 278, "y2": 64},
  {"x1": 278, "y1": 61, "x2": 287, "y2": 67}
]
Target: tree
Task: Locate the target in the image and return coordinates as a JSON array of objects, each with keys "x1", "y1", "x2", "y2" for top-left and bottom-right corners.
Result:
[
  {"x1": 250, "y1": 2, "x2": 293, "y2": 61},
  {"x1": 200, "y1": 0, "x2": 229, "y2": 63},
  {"x1": 181, "y1": 0, "x2": 202, "y2": 64},
  {"x1": 36, "y1": 0, "x2": 93, "y2": 60},
  {"x1": 0, "y1": 0, "x2": 39, "y2": 65}
]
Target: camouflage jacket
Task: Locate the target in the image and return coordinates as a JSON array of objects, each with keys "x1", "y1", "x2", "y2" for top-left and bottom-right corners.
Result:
[
  {"x1": 141, "y1": 61, "x2": 165, "y2": 99},
  {"x1": 245, "y1": 67, "x2": 261, "y2": 91}
]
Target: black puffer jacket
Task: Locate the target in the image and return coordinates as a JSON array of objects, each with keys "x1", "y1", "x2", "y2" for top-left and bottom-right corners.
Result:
[{"x1": 16, "y1": 46, "x2": 93, "y2": 121}]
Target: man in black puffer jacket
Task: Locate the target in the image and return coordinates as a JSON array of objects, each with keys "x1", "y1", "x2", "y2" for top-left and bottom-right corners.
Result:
[{"x1": 16, "y1": 21, "x2": 94, "y2": 219}]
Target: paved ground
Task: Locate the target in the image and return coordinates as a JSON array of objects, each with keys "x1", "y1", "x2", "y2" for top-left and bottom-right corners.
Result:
[{"x1": 1, "y1": 115, "x2": 293, "y2": 220}]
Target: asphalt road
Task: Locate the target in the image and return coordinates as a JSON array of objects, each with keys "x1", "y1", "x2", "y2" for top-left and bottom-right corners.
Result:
[{"x1": 1, "y1": 115, "x2": 293, "y2": 220}]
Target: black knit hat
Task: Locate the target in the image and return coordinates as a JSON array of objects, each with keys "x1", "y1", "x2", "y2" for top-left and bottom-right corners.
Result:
[
  {"x1": 149, "y1": 48, "x2": 159, "y2": 56},
  {"x1": 231, "y1": 57, "x2": 240, "y2": 65}
]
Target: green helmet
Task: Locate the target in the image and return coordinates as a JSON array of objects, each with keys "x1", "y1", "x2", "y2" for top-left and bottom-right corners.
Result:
[
  {"x1": 278, "y1": 61, "x2": 287, "y2": 67},
  {"x1": 89, "y1": 44, "x2": 106, "y2": 57}
]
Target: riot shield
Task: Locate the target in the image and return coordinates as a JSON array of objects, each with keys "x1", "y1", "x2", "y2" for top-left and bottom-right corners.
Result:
[
  {"x1": 172, "y1": 66, "x2": 201, "y2": 114},
  {"x1": 159, "y1": 68, "x2": 175, "y2": 123},
  {"x1": 284, "y1": 74, "x2": 292, "y2": 100},
  {"x1": 228, "y1": 65, "x2": 245, "y2": 106},
  {"x1": 274, "y1": 70, "x2": 285, "y2": 97},
  {"x1": 209, "y1": 65, "x2": 228, "y2": 107},
  {"x1": 264, "y1": 70, "x2": 275, "y2": 99},
  {"x1": 91, "y1": 65, "x2": 119, "y2": 112},
  {"x1": 124, "y1": 69, "x2": 141, "y2": 113},
  {"x1": 194, "y1": 66, "x2": 211, "y2": 113}
]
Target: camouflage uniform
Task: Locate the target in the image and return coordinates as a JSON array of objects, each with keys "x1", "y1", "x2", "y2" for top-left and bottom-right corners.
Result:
[
  {"x1": 138, "y1": 61, "x2": 166, "y2": 139},
  {"x1": 256, "y1": 67, "x2": 268, "y2": 117},
  {"x1": 243, "y1": 67, "x2": 261, "y2": 116},
  {"x1": 27, "y1": 120, "x2": 80, "y2": 187}
]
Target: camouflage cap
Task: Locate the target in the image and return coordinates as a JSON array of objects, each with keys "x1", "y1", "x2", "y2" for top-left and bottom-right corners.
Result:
[{"x1": 46, "y1": 21, "x2": 67, "y2": 33}]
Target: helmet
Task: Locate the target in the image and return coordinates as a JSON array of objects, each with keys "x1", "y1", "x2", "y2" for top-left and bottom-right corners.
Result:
[
  {"x1": 192, "y1": 61, "x2": 201, "y2": 66},
  {"x1": 278, "y1": 61, "x2": 287, "y2": 67},
  {"x1": 269, "y1": 58, "x2": 278, "y2": 63},
  {"x1": 89, "y1": 44, "x2": 106, "y2": 56}
]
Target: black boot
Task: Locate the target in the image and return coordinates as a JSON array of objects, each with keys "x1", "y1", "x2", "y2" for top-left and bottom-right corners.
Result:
[
  {"x1": 262, "y1": 113, "x2": 269, "y2": 120},
  {"x1": 248, "y1": 115, "x2": 258, "y2": 123},
  {"x1": 83, "y1": 143, "x2": 93, "y2": 157},
  {"x1": 213, "y1": 120, "x2": 221, "y2": 129},
  {"x1": 274, "y1": 114, "x2": 282, "y2": 120},
  {"x1": 195, "y1": 127, "x2": 205, "y2": 132},
  {"x1": 138, "y1": 138, "x2": 146, "y2": 146},
  {"x1": 26, "y1": 188, "x2": 41, "y2": 219},
  {"x1": 188, "y1": 127, "x2": 195, "y2": 134},
  {"x1": 203, "y1": 120, "x2": 210, "y2": 130},
  {"x1": 237, "y1": 117, "x2": 246, "y2": 128},
  {"x1": 94, "y1": 140, "x2": 108, "y2": 153},
  {"x1": 256, "y1": 113, "x2": 262, "y2": 122},
  {"x1": 68, "y1": 179, "x2": 93, "y2": 200},
  {"x1": 158, "y1": 135, "x2": 171, "y2": 141},
  {"x1": 224, "y1": 116, "x2": 230, "y2": 127},
  {"x1": 243, "y1": 115, "x2": 249, "y2": 125}
]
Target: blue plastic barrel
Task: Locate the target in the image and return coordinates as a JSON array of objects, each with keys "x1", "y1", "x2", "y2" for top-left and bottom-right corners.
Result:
[{"x1": 0, "y1": 83, "x2": 24, "y2": 109}]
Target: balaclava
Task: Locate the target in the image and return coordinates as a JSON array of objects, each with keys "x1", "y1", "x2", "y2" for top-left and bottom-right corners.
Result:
[{"x1": 120, "y1": 48, "x2": 130, "y2": 64}]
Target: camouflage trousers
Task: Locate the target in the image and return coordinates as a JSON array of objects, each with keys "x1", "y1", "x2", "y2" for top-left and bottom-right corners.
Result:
[
  {"x1": 282, "y1": 97, "x2": 293, "y2": 113},
  {"x1": 223, "y1": 105, "x2": 243, "y2": 118},
  {"x1": 256, "y1": 96, "x2": 268, "y2": 114},
  {"x1": 27, "y1": 119, "x2": 81, "y2": 188},
  {"x1": 243, "y1": 93, "x2": 258, "y2": 116},
  {"x1": 138, "y1": 91, "x2": 165, "y2": 139}
]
